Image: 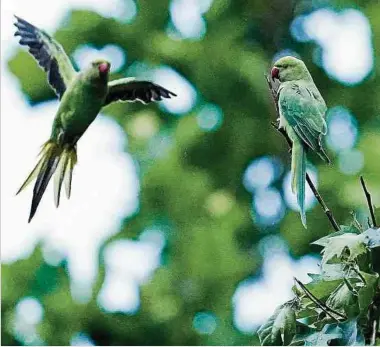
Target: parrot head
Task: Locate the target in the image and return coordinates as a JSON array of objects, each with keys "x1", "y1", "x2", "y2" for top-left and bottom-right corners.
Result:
[
  {"x1": 271, "y1": 56, "x2": 310, "y2": 82},
  {"x1": 85, "y1": 59, "x2": 111, "y2": 82}
]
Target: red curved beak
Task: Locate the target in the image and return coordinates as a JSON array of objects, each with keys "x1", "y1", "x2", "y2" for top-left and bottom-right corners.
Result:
[
  {"x1": 271, "y1": 67, "x2": 280, "y2": 80},
  {"x1": 99, "y1": 63, "x2": 110, "y2": 74}
]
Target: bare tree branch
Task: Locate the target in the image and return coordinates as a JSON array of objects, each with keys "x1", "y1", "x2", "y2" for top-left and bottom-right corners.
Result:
[
  {"x1": 360, "y1": 176, "x2": 377, "y2": 228},
  {"x1": 266, "y1": 75, "x2": 340, "y2": 232}
]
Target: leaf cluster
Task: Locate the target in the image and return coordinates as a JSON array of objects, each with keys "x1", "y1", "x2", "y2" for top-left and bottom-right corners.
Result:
[{"x1": 258, "y1": 225, "x2": 380, "y2": 346}]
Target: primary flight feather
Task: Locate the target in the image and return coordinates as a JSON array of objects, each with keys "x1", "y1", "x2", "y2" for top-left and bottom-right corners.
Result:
[
  {"x1": 271, "y1": 56, "x2": 330, "y2": 228},
  {"x1": 14, "y1": 16, "x2": 177, "y2": 222}
]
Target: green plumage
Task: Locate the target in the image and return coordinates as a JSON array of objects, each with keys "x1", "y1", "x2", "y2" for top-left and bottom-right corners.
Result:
[
  {"x1": 272, "y1": 56, "x2": 330, "y2": 228},
  {"x1": 14, "y1": 16, "x2": 176, "y2": 222}
]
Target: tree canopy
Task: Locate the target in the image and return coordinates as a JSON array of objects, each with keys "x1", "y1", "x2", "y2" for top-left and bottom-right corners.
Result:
[{"x1": 2, "y1": 0, "x2": 379, "y2": 345}]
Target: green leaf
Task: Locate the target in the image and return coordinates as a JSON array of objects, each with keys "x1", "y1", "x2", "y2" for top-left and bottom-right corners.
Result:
[
  {"x1": 325, "y1": 282, "x2": 359, "y2": 318},
  {"x1": 320, "y1": 233, "x2": 369, "y2": 266},
  {"x1": 300, "y1": 264, "x2": 361, "y2": 302},
  {"x1": 357, "y1": 270, "x2": 379, "y2": 314},
  {"x1": 338, "y1": 319, "x2": 365, "y2": 346},
  {"x1": 312, "y1": 226, "x2": 360, "y2": 247},
  {"x1": 341, "y1": 224, "x2": 363, "y2": 234},
  {"x1": 318, "y1": 263, "x2": 351, "y2": 281},
  {"x1": 302, "y1": 324, "x2": 343, "y2": 346},
  {"x1": 258, "y1": 302, "x2": 296, "y2": 346},
  {"x1": 291, "y1": 321, "x2": 365, "y2": 346},
  {"x1": 290, "y1": 323, "x2": 315, "y2": 346},
  {"x1": 360, "y1": 228, "x2": 380, "y2": 248},
  {"x1": 295, "y1": 308, "x2": 319, "y2": 320},
  {"x1": 302, "y1": 278, "x2": 342, "y2": 300}
]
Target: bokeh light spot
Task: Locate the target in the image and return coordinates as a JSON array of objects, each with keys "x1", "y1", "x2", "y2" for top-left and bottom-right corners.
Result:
[
  {"x1": 338, "y1": 149, "x2": 364, "y2": 175},
  {"x1": 252, "y1": 188, "x2": 285, "y2": 227},
  {"x1": 290, "y1": 15, "x2": 310, "y2": 42},
  {"x1": 15, "y1": 297, "x2": 44, "y2": 326},
  {"x1": 42, "y1": 244, "x2": 65, "y2": 266},
  {"x1": 169, "y1": 0, "x2": 213, "y2": 39},
  {"x1": 193, "y1": 312, "x2": 217, "y2": 335},
  {"x1": 257, "y1": 235, "x2": 288, "y2": 258},
  {"x1": 327, "y1": 106, "x2": 358, "y2": 153},
  {"x1": 197, "y1": 103, "x2": 223, "y2": 131},
  {"x1": 152, "y1": 67, "x2": 197, "y2": 115},
  {"x1": 139, "y1": 228, "x2": 167, "y2": 250},
  {"x1": 300, "y1": 8, "x2": 373, "y2": 84},
  {"x1": 128, "y1": 111, "x2": 160, "y2": 140},
  {"x1": 97, "y1": 275, "x2": 140, "y2": 314},
  {"x1": 205, "y1": 190, "x2": 235, "y2": 217},
  {"x1": 97, "y1": 238, "x2": 164, "y2": 313},
  {"x1": 147, "y1": 133, "x2": 173, "y2": 159},
  {"x1": 71, "y1": 332, "x2": 95, "y2": 346},
  {"x1": 73, "y1": 44, "x2": 126, "y2": 73},
  {"x1": 243, "y1": 156, "x2": 282, "y2": 193},
  {"x1": 127, "y1": 61, "x2": 151, "y2": 78},
  {"x1": 149, "y1": 295, "x2": 181, "y2": 322},
  {"x1": 233, "y1": 253, "x2": 319, "y2": 332},
  {"x1": 13, "y1": 297, "x2": 44, "y2": 345},
  {"x1": 117, "y1": 0, "x2": 138, "y2": 23}
]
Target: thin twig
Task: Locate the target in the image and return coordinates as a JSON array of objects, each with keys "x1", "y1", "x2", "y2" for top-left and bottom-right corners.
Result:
[
  {"x1": 368, "y1": 290, "x2": 380, "y2": 345},
  {"x1": 306, "y1": 174, "x2": 340, "y2": 232},
  {"x1": 294, "y1": 277, "x2": 347, "y2": 322},
  {"x1": 266, "y1": 75, "x2": 340, "y2": 232},
  {"x1": 370, "y1": 319, "x2": 377, "y2": 346},
  {"x1": 360, "y1": 176, "x2": 377, "y2": 228}
]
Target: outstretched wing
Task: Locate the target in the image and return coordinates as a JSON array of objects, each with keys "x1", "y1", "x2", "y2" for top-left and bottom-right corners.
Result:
[
  {"x1": 14, "y1": 16, "x2": 77, "y2": 99},
  {"x1": 279, "y1": 82, "x2": 330, "y2": 163},
  {"x1": 104, "y1": 78, "x2": 176, "y2": 106}
]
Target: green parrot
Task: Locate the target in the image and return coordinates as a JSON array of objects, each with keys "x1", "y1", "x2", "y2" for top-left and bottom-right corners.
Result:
[
  {"x1": 271, "y1": 56, "x2": 330, "y2": 228},
  {"x1": 14, "y1": 16, "x2": 177, "y2": 222}
]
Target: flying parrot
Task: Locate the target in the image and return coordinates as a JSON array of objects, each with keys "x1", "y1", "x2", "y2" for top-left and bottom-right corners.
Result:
[
  {"x1": 14, "y1": 16, "x2": 177, "y2": 222},
  {"x1": 271, "y1": 56, "x2": 330, "y2": 228}
]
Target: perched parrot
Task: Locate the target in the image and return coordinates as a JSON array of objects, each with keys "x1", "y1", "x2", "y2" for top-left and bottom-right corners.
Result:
[
  {"x1": 271, "y1": 56, "x2": 330, "y2": 228},
  {"x1": 14, "y1": 16, "x2": 177, "y2": 222}
]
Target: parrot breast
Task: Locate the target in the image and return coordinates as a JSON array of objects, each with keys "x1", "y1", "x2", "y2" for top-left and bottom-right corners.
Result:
[{"x1": 52, "y1": 74, "x2": 108, "y2": 144}]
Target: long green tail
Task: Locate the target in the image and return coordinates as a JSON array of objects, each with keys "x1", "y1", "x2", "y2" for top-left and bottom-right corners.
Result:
[
  {"x1": 291, "y1": 140, "x2": 307, "y2": 228},
  {"x1": 16, "y1": 140, "x2": 77, "y2": 222}
]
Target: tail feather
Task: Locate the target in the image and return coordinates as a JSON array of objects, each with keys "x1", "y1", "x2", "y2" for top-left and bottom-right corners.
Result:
[
  {"x1": 16, "y1": 155, "x2": 46, "y2": 195},
  {"x1": 54, "y1": 151, "x2": 68, "y2": 208},
  {"x1": 29, "y1": 151, "x2": 61, "y2": 222},
  {"x1": 16, "y1": 140, "x2": 77, "y2": 222},
  {"x1": 64, "y1": 148, "x2": 77, "y2": 199},
  {"x1": 291, "y1": 141, "x2": 307, "y2": 229},
  {"x1": 33, "y1": 144, "x2": 57, "y2": 196}
]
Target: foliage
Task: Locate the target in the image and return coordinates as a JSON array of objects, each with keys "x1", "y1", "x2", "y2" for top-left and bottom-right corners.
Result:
[
  {"x1": 2, "y1": 0, "x2": 380, "y2": 346},
  {"x1": 258, "y1": 219, "x2": 380, "y2": 346}
]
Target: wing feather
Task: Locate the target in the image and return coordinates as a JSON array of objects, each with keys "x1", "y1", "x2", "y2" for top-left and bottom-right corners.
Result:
[
  {"x1": 14, "y1": 16, "x2": 77, "y2": 98},
  {"x1": 104, "y1": 78, "x2": 176, "y2": 106},
  {"x1": 279, "y1": 82, "x2": 330, "y2": 163}
]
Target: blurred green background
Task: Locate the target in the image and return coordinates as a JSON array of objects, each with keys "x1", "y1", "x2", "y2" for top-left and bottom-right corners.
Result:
[{"x1": 1, "y1": 0, "x2": 379, "y2": 345}]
